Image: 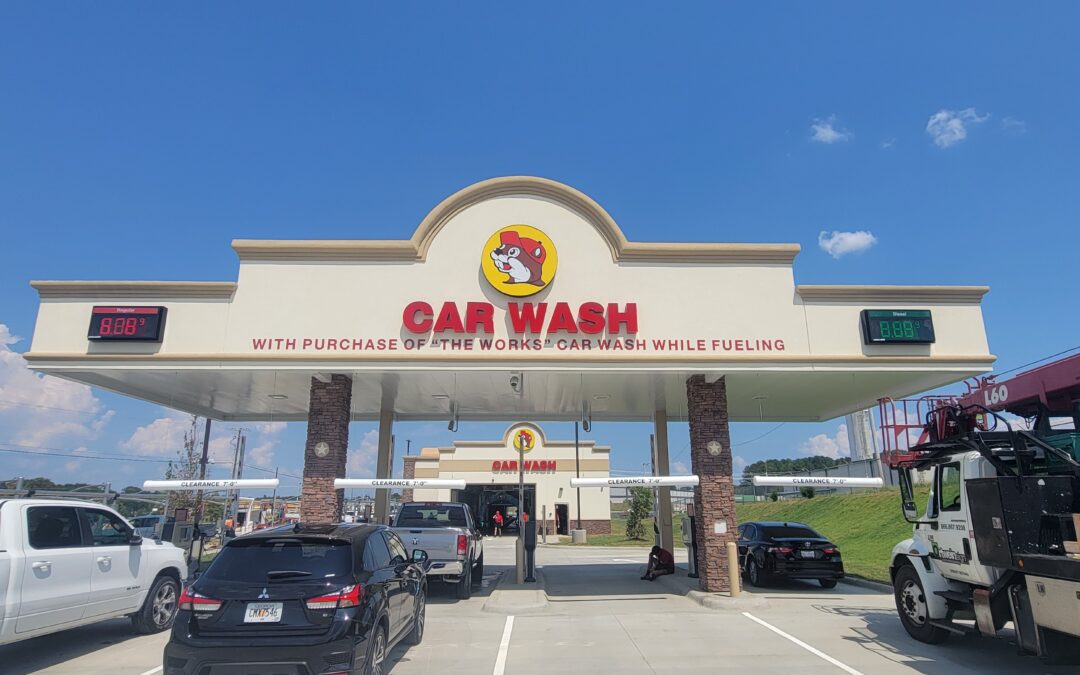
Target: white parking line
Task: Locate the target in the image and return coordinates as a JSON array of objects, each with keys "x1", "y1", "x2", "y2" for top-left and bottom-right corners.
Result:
[
  {"x1": 492, "y1": 615, "x2": 515, "y2": 675},
  {"x1": 138, "y1": 667, "x2": 163, "y2": 675},
  {"x1": 742, "y1": 612, "x2": 863, "y2": 675}
]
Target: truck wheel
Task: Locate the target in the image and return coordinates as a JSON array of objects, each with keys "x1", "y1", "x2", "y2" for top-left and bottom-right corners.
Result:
[
  {"x1": 457, "y1": 565, "x2": 473, "y2": 599},
  {"x1": 471, "y1": 553, "x2": 484, "y2": 588},
  {"x1": 894, "y1": 565, "x2": 949, "y2": 644},
  {"x1": 131, "y1": 574, "x2": 180, "y2": 634}
]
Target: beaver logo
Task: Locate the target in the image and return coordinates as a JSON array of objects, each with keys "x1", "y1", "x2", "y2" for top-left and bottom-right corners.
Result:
[
  {"x1": 481, "y1": 225, "x2": 558, "y2": 298},
  {"x1": 512, "y1": 428, "x2": 535, "y2": 453}
]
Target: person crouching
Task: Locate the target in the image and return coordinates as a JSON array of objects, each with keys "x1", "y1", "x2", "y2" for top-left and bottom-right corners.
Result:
[{"x1": 641, "y1": 545, "x2": 675, "y2": 581}]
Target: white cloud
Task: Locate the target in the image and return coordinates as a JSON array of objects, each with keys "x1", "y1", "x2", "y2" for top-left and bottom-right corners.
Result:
[
  {"x1": 1001, "y1": 116, "x2": 1027, "y2": 134},
  {"x1": 0, "y1": 324, "x2": 114, "y2": 446},
  {"x1": 348, "y1": 430, "x2": 380, "y2": 476},
  {"x1": 799, "y1": 424, "x2": 851, "y2": 459},
  {"x1": 810, "y1": 116, "x2": 852, "y2": 144},
  {"x1": 818, "y1": 230, "x2": 877, "y2": 258},
  {"x1": 121, "y1": 412, "x2": 193, "y2": 457},
  {"x1": 253, "y1": 422, "x2": 287, "y2": 435},
  {"x1": 926, "y1": 108, "x2": 989, "y2": 148},
  {"x1": 672, "y1": 461, "x2": 689, "y2": 475},
  {"x1": 880, "y1": 138, "x2": 896, "y2": 149}
]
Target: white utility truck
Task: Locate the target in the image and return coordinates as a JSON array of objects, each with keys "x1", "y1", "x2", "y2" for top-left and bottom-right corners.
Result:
[
  {"x1": 887, "y1": 386, "x2": 1080, "y2": 663},
  {"x1": 0, "y1": 498, "x2": 187, "y2": 645}
]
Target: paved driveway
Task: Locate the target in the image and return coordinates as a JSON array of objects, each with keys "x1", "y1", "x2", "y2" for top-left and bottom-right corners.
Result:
[{"x1": 0, "y1": 538, "x2": 1067, "y2": 674}]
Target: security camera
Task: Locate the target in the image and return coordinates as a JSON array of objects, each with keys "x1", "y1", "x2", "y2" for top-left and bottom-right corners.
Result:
[{"x1": 509, "y1": 372, "x2": 524, "y2": 395}]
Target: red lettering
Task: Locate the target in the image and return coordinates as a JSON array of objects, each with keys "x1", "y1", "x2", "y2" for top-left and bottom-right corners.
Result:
[
  {"x1": 577, "y1": 302, "x2": 605, "y2": 334},
  {"x1": 546, "y1": 302, "x2": 579, "y2": 333},
  {"x1": 403, "y1": 301, "x2": 433, "y2": 333},
  {"x1": 508, "y1": 303, "x2": 547, "y2": 333},
  {"x1": 433, "y1": 303, "x2": 465, "y2": 333},
  {"x1": 492, "y1": 461, "x2": 501, "y2": 471},
  {"x1": 464, "y1": 302, "x2": 495, "y2": 334},
  {"x1": 607, "y1": 303, "x2": 638, "y2": 333}
]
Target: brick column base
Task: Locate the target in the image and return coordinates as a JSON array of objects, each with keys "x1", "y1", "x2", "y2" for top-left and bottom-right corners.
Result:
[
  {"x1": 687, "y1": 375, "x2": 737, "y2": 593},
  {"x1": 301, "y1": 374, "x2": 352, "y2": 523}
]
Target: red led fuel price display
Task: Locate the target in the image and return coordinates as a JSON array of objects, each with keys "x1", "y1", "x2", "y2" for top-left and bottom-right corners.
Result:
[{"x1": 88, "y1": 306, "x2": 167, "y2": 341}]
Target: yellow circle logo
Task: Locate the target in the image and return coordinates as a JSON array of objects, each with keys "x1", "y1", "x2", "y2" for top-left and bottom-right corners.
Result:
[
  {"x1": 512, "y1": 428, "x2": 536, "y2": 453},
  {"x1": 481, "y1": 225, "x2": 557, "y2": 297}
]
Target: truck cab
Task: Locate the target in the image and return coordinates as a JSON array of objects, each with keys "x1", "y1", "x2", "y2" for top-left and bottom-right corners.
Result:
[{"x1": 0, "y1": 499, "x2": 187, "y2": 646}]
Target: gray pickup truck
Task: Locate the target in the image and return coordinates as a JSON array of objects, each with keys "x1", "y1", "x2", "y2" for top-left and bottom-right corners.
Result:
[{"x1": 391, "y1": 502, "x2": 484, "y2": 599}]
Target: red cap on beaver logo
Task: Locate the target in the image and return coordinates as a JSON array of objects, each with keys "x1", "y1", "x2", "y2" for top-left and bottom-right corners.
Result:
[{"x1": 500, "y1": 230, "x2": 546, "y2": 265}]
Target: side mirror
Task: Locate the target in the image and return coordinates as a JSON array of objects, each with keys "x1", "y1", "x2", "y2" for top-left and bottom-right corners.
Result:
[
  {"x1": 897, "y1": 468, "x2": 919, "y2": 522},
  {"x1": 128, "y1": 534, "x2": 144, "y2": 546},
  {"x1": 412, "y1": 549, "x2": 429, "y2": 565}
]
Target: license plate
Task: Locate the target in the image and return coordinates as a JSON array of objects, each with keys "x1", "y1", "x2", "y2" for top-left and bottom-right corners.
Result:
[
  {"x1": 244, "y1": 602, "x2": 283, "y2": 623},
  {"x1": 799, "y1": 550, "x2": 816, "y2": 559}
]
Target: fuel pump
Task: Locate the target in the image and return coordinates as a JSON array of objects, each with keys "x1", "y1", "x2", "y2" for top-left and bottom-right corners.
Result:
[
  {"x1": 523, "y1": 520, "x2": 538, "y2": 582},
  {"x1": 682, "y1": 503, "x2": 698, "y2": 578}
]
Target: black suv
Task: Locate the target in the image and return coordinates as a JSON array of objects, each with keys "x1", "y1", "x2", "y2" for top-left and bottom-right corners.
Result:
[{"x1": 164, "y1": 523, "x2": 427, "y2": 675}]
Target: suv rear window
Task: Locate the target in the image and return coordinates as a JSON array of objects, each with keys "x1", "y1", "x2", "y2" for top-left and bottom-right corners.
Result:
[
  {"x1": 396, "y1": 504, "x2": 467, "y2": 528},
  {"x1": 761, "y1": 526, "x2": 820, "y2": 539},
  {"x1": 203, "y1": 538, "x2": 352, "y2": 583}
]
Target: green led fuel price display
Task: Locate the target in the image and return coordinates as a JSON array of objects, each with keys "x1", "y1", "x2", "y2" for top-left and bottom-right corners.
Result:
[{"x1": 860, "y1": 309, "x2": 935, "y2": 344}]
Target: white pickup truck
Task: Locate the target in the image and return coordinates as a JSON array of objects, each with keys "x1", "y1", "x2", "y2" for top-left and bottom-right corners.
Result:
[
  {"x1": 0, "y1": 498, "x2": 187, "y2": 645},
  {"x1": 392, "y1": 502, "x2": 484, "y2": 599}
]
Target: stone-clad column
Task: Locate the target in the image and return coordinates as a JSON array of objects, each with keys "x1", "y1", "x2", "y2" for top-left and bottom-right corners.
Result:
[
  {"x1": 686, "y1": 375, "x2": 737, "y2": 592},
  {"x1": 301, "y1": 374, "x2": 352, "y2": 523},
  {"x1": 401, "y1": 457, "x2": 416, "y2": 503}
]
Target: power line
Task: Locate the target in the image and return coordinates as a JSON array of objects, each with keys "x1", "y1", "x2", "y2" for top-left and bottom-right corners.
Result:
[
  {"x1": 0, "y1": 445, "x2": 175, "y2": 463},
  {"x1": 992, "y1": 344, "x2": 1080, "y2": 379}
]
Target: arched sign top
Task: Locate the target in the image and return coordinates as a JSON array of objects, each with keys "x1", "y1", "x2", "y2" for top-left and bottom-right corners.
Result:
[{"x1": 231, "y1": 176, "x2": 801, "y2": 265}]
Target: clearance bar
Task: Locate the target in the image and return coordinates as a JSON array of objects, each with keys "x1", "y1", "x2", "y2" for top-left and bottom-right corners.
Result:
[
  {"x1": 751, "y1": 476, "x2": 884, "y2": 488},
  {"x1": 143, "y1": 479, "x2": 280, "y2": 491},
  {"x1": 571, "y1": 475, "x2": 699, "y2": 488},
  {"x1": 335, "y1": 478, "x2": 467, "y2": 490}
]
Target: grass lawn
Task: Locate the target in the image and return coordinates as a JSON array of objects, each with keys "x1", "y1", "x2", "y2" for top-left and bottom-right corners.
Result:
[
  {"x1": 563, "y1": 514, "x2": 686, "y2": 547},
  {"x1": 736, "y1": 487, "x2": 928, "y2": 583}
]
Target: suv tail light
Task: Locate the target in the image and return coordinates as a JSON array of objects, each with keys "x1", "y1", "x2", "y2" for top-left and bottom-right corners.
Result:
[
  {"x1": 767, "y1": 546, "x2": 794, "y2": 556},
  {"x1": 457, "y1": 534, "x2": 467, "y2": 555},
  {"x1": 179, "y1": 587, "x2": 222, "y2": 612},
  {"x1": 306, "y1": 584, "x2": 363, "y2": 610}
]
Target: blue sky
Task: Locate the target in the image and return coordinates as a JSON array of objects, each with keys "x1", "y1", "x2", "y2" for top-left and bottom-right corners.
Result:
[{"x1": 1, "y1": 4, "x2": 1078, "y2": 492}]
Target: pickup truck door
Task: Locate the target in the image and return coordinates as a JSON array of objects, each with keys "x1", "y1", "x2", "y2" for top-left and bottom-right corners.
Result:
[
  {"x1": 16, "y1": 505, "x2": 92, "y2": 633},
  {"x1": 81, "y1": 508, "x2": 144, "y2": 618}
]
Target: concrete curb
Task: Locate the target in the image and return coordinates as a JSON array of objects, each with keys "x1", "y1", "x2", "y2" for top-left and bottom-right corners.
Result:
[
  {"x1": 654, "y1": 573, "x2": 769, "y2": 610},
  {"x1": 482, "y1": 567, "x2": 550, "y2": 615},
  {"x1": 839, "y1": 575, "x2": 892, "y2": 593}
]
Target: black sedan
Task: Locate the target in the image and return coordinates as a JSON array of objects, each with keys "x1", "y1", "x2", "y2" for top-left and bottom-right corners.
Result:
[
  {"x1": 737, "y1": 521, "x2": 845, "y2": 588},
  {"x1": 165, "y1": 523, "x2": 427, "y2": 675}
]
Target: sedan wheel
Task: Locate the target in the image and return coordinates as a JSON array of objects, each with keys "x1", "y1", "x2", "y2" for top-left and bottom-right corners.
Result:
[{"x1": 746, "y1": 557, "x2": 765, "y2": 587}]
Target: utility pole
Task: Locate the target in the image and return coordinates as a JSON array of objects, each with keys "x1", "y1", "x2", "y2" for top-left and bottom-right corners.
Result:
[
  {"x1": 194, "y1": 417, "x2": 212, "y2": 526},
  {"x1": 270, "y1": 467, "x2": 279, "y2": 525}
]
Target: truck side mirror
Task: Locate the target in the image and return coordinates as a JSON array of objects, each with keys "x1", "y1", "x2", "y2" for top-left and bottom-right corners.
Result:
[{"x1": 898, "y1": 468, "x2": 919, "y2": 522}]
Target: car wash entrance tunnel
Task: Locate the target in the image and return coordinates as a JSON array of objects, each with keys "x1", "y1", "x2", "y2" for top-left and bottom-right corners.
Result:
[{"x1": 25, "y1": 176, "x2": 995, "y2": 593}]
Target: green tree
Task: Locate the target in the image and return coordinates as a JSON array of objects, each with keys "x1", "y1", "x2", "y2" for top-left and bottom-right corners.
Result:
[
  {"x1": 799, "y1": 486, "x2": 816, "y2": 499},
  {"x1": 625, "y1": 486, "x2": 653, "y2": 540},
  {"x1": 769, "y1": 490, "x2": 779, "y2": 502}
]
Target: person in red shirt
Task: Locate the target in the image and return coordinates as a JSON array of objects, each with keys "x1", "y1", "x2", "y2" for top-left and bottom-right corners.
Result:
[
  {"x1": 492, "y1": 510, "x2": 504, "y2": 537},
  {"x1": 641, "y1": 545, "x2": 675, "y2": 581}
]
